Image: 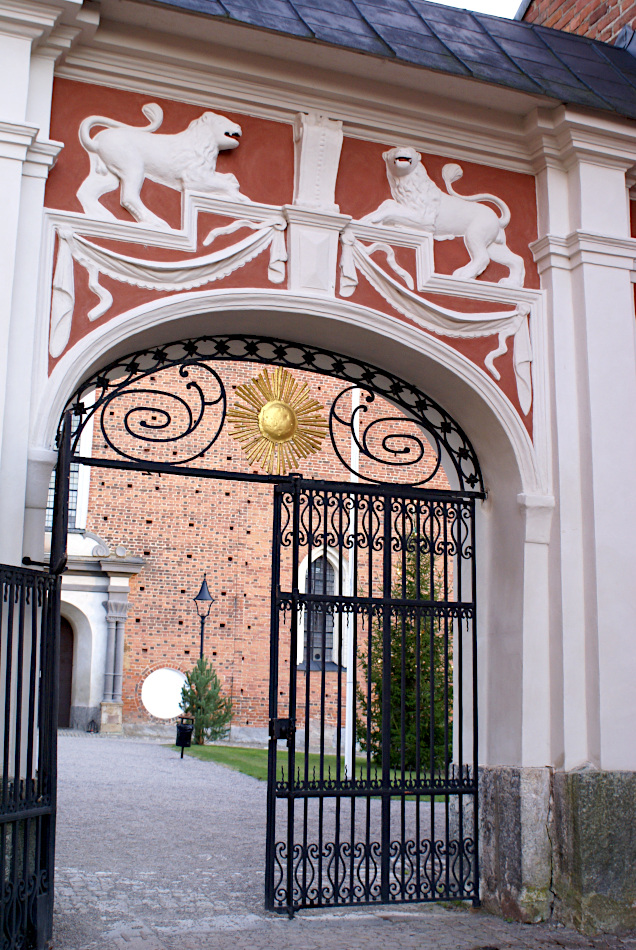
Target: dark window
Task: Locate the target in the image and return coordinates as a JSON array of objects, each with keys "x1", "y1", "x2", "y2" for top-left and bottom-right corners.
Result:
[
  {"x1": 45, "y1": 462, "x2": 81, "y2": 532},
  {"x1": 45, "y1": 414, "x2": 83, "y2": 533},
  {"x1": 303, "y1": 556, "x2": 335, "y2": 666}
]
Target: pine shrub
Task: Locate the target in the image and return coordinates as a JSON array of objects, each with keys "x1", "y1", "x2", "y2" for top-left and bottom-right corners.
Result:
[
  {"x1": 356, "y1": 549, "x2": 450, "y2": 772},
  {"x1": 180, "y1": 657, "x2": 233, "y2": 745}
]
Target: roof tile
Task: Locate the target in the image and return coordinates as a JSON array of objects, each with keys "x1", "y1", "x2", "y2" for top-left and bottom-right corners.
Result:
[{"x1": 147, "y1": 0, "x2": 636, "y2": 121}]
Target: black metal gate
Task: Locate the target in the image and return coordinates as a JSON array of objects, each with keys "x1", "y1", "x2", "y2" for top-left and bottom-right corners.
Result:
[
  {"x1": 266, "y1": 477, "x2": 478, "y2": 914},
  {"x1": 0, "y1": 415, "x2": 70, "y2": 949}
]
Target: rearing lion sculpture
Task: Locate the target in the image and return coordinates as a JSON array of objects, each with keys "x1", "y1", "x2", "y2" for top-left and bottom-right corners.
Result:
[
  {"x1": 361, "y1": 147, "x2": 525, "y2": 288},
  {"x1": 77, "y1": 103, "x2": 249, "y2": 230}
]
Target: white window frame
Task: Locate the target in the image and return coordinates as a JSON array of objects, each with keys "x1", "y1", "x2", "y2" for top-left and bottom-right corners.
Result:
[{"x1": 297, "y1": 547, "x2": 350, "y2": 668}]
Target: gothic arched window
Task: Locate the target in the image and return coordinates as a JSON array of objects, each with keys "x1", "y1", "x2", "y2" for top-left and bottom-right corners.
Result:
[{"x1": 304, "y1": 556, "x2": 335, "y2": 667}]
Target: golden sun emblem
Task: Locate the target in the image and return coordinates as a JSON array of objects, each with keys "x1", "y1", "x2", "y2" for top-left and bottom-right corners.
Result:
[{"x1": 227, "y1": 367, "x2": 328, "y2": 475}]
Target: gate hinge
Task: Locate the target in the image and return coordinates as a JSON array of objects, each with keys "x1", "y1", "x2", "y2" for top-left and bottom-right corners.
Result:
[{"x1": 270, "y1": 718, "x2": 296, "y2": 742}]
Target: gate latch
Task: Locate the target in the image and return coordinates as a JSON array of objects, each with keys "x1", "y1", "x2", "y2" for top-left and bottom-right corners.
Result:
[{"x1": 270, "y1": 718, "x2": 296, "y2": 743}]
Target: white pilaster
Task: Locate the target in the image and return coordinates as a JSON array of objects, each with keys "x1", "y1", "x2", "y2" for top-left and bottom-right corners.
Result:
[
  {"x1": 518, "y1": 493, "x2": 555, "y2": 767},
  {"x1": 0, "y1": 0, "x2": 98, "y2": 565},
  {"x1": 528, "y1": 107, "x2": 636, "y2": 772}
]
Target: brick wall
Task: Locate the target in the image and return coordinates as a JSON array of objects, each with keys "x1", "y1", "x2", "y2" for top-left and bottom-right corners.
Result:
[
  {"x1": 85, "y1": 360, "x2": 451, "y2": 729},
  {"x1": 521, "y1": 0, "x2": 635, "y2": 45}
]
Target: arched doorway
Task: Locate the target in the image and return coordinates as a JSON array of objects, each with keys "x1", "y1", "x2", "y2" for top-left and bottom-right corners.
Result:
[
  {"x1": 48, "y1": 333, "x2": 483, "y2": 916},
  {"x1": 58, "y1": 617, "x2": 74, "y2": 728}
]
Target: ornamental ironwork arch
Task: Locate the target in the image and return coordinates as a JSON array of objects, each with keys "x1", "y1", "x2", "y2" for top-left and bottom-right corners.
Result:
[{"x1": 60, "y1": 334, "x2": 484, "y2": 494}]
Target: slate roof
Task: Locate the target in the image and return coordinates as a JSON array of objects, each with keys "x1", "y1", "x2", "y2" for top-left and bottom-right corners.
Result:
[{"x1": 148, "y1": 0, "x2": 636, "y2": 120}]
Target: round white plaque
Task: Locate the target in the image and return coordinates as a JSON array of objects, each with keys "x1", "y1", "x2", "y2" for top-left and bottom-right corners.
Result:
[{"x1": 141, "y1": 668, "x2": 187, "y2": 720}]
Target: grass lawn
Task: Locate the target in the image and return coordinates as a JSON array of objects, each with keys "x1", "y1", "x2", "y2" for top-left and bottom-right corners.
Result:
[
  {"x1": 169, "y1": 744, "x2": 445, "y2": 797},
  {"x1": 169, "y1": 744, "x2": 359, "y2": 782}
]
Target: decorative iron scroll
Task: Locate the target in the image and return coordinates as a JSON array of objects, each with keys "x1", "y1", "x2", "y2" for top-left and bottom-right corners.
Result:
[
  {"x1": 272, "y1": 836, "x2": 477, "y2": 908},
  {"x1": 279, "y1": 489, "x2": 475, "y2": 556},
  {"x1": 63, "y1": 335, "x2": 484, "y2": 493}
]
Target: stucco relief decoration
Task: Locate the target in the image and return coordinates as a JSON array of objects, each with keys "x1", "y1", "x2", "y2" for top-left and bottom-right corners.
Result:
[
  {"x1": 340, "y1": 147, "x2": 533, "y2": 414},
  {"x1": 49, "y1": 103, "x2": 288, "y2": 358}
]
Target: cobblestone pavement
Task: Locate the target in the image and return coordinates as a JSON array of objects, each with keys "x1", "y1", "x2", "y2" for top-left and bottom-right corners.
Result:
[{"x1": 54, "y1": 736, "x2": 636, "y2": 950}]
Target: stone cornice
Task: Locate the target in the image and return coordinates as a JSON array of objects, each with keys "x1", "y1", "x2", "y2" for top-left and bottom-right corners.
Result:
[
  {"x1": 531, "y1": 231, "x2": 636, "y2": 273},
  {"x1": 0, "y1": 120, "x2": 38, "y2": 161},
  {"x1": 0, "y1": 0, "x2": 62, "y2": 41},
  {"x1": 525, "y1": 107, "x2": 636, "y2": 175},
  {"x1": 23, "y1": 138, "x2": 63, "y2": 178},
  {"x1": 0, "y1": 0, "x2": 99, "y2": 64}
]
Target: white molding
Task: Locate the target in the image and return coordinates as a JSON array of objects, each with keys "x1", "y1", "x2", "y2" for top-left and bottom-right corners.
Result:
[
  {"x1": 531, "y1": 232, "x2": 636, "y2": 273},
  {"x1": 0, "y1": 0, "x2": 61, "y2": 41},
  {"x1": 517, "y1": 492, "x2": 555, "y2": 544},
  {"x1": 0, "y1": 120, "x2": 38, "y2": 160},
  {"x1": 31, "y1": 289, "x2": 547, "y2": 498},
  {"x1": 525, "y1": 106, "x2": 636, "y2": 175},
  {"x1": 23, "y1": 137, "x2": 62, "y2": 177},
  {"x1": 293, "y1": 112, "x2": 343, "y2": 213}
]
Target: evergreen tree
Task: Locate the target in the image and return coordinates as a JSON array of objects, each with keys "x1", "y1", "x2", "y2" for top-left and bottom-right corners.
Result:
[
  {"x1": 180, "y1": 657, "x2": 233, "y2": 745},
  {"x1": 357, "y1": 549, "x2": 450, "y2": 772}
]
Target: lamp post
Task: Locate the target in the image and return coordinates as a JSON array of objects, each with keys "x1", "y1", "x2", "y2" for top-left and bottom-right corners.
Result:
[{"x1": 193, "y1": 574, "x2": 214, "y2": 659}]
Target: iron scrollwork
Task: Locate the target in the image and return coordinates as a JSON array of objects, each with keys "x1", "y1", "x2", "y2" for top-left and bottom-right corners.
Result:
[{"x1": 63, "y1": 335, "x2": 483, "y2": 493}]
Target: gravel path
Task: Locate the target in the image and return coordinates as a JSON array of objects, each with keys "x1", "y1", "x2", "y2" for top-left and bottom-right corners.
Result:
[{"x1": 53, "y1": 735, "x2": 636, "y2": 950}]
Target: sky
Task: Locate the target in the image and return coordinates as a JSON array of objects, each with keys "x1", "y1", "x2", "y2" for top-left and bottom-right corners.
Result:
[{"x1": 429, "y1": 0, "x2": 520, "y2": 15}]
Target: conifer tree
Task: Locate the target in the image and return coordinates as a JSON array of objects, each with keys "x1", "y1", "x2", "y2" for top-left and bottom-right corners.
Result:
[
  {"x1": 180, "y1": 657, "x2": 233, "y2": 745},
  {"x1": 357, "y1": 549, "x2": 450, "y2": 772}
]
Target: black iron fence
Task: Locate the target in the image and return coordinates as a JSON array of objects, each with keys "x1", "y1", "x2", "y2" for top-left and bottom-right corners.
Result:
[{"x1": 0, "y1": 565, "x2": 59, "y2": 950}]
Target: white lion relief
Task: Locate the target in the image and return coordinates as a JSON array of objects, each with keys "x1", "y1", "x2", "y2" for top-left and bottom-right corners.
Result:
[
  {"x1": 76, "y1": 103, "x2": 249, "y2": 230},
  {"x1": 361, "y1": 147, "x2": 525, "y2": 288}
]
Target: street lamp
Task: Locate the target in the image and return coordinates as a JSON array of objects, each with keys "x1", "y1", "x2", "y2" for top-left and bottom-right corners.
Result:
[{"x1": 193, "y1": 574, "x2": 214, "y2": 658}]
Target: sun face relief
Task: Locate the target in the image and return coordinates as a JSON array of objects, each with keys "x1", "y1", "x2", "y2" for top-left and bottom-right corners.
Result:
[{"x1": 228, "y1": 367, "x2": 327, "y2": 475}]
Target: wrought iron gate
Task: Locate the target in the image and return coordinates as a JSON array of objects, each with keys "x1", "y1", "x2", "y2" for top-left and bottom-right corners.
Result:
[
  {"x1": 266, "y1": 477, "x2": 478, "y2": 914},
  {"x1": 0, "y1": 415, "x2": 70, "y2": 949},
  {"x1": 48, "y1": 333, "x2": 485, "y2": 923}
]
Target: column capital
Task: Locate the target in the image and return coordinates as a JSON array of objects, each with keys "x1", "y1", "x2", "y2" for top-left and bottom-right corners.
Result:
[
  {"x1": 517, "y1": 492, "x2": 555, "y2": 544},
  {"x1": 531, "y1": 232, "x2": 636, "y2": 275},
  {"x1": 525, "y1": 106, "x2": 636, "y2": 175},
  {"x1": 104, "y1": 599, "x2": 129, "y2": 623},
  {"x1": 23, "y1": 137, "x2": 63, "y2": 177},
  {"x1": 0, "y1": 120, "x2": 38, "y2": 160}
]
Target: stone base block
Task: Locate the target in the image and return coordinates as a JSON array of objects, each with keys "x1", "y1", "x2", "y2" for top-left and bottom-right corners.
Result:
[
  {"x1": 479, "y1": 766, "x2": 636, "y2": 934},
  {"x1": 551, "y1": 770, "x2": 636, "y2": 934},
  {"x1": 70, "y1": 705, "x2": 100, "y2": 732},
  {"x1": 100, "y1": 701, "x2": 123, "y2": 734},
  {"x1": 480, "y1": 766, "x2": 552, "y2": 924}
]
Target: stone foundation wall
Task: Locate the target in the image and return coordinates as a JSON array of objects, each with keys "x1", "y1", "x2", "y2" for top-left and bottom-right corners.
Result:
[
  {"x1": 480, "y1": 766, "x2": 636, "y2": 934},
  {"x1": 551, "y1": 771, "x2": 636, "y2": 933}
]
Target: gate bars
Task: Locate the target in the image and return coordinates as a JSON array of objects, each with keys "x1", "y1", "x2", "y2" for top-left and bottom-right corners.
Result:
[
  {"x1": 0, "y1": 413, "x2": 70, "y2": 949},
  {"x1": 0, "y1": 567, "x2": 59, "y2": 950},
  {"x1": 266, "y1": 478, "x2": 478, "y2": 914}
]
